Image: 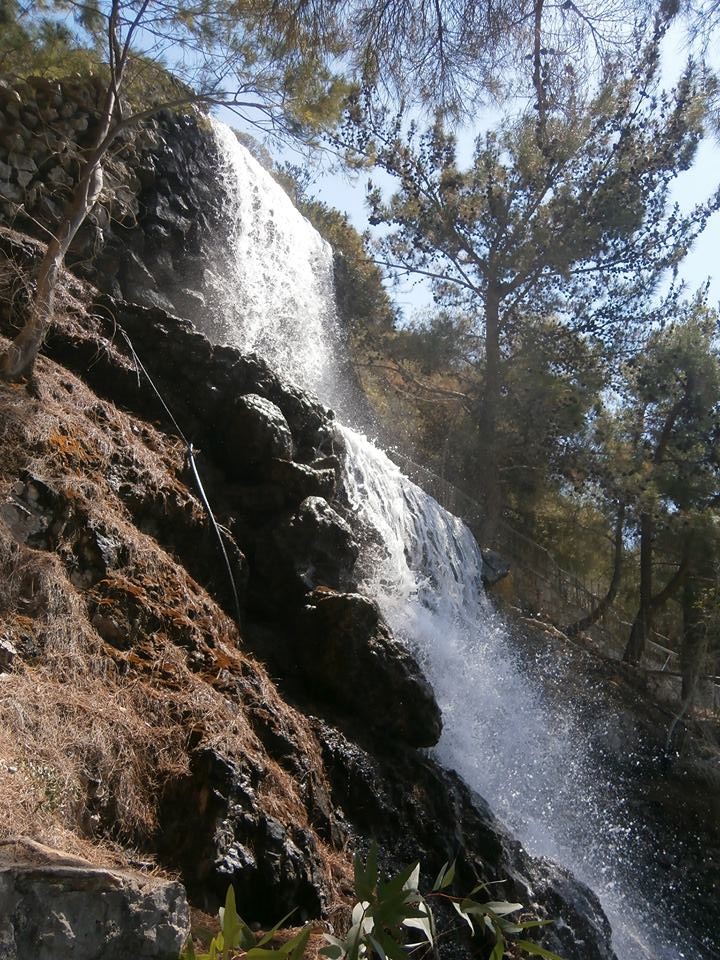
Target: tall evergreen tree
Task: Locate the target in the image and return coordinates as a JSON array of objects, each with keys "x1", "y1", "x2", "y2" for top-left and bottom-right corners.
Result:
[
  {"x1": 341, "y1": 37, "x2": 718, "y2": 536},
  {"x1": 616, "y1": 302, "x2": 720, "y2": 664},
  {"x1": 0, "y1": 0, "x2": 646, "y2": 386}
]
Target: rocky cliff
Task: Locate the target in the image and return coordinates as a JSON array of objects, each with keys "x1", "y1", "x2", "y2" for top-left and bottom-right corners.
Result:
[
  {"x1": 0, "y1": 75, "x2": 221, "y2": 318},
  {"x1": 0, "y1": 75, "x2": 617, "y2": 960}
]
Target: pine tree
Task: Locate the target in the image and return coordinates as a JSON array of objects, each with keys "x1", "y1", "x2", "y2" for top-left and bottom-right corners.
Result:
[{"x1": 341, "y1": 36, "x2": 718, "y2": 537}]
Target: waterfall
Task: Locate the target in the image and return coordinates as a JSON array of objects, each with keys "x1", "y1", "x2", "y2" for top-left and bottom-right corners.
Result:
[
  {"x1": 201, "y1": 119, "x2": 711, "y2": 960},
  {"x1": 203, "y1": 120, "x2": 344, "y2": 406},
  {"x1": 338, "y1": 428, "x2": 705, "y2": 960}
]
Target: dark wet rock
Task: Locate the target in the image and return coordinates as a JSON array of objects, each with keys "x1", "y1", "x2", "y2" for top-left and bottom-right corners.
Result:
[
  {"x1": 221, "y1": 394, "x2": 293, "y2": 477},
  {"x1": 0, "y1": 838, "x2": 189, "y2": 960},
  {"x1": 230, "y1": 354, "x2": 335, "y2": 459},
  {"x1": 229, "y1": 481, "x2": 286, "y2": 515},
  {"x1": 256, "y1": 496, "x2": 358, "y2": 599},
  {"x1": 159, "y1": 748, "x2": 329, "y2": 922},
  {"x1": 269, "y1": 458, "x2": 336, "y2": 505},
  {"x1": 481, "y1": 548, "x2": 510, "y2": 587},
  {"x1": 531, "y1": 860, "x2": 615, "y2": 960},
  {"x1": 300, "y1": 590, "x2": 442, "y2": 748},
  {"x1": 0, "y1": 79, "x2": 224, "y2": 319},
  {"x1": 317, "y1": 723, "x2": 616, "y2": 960}
]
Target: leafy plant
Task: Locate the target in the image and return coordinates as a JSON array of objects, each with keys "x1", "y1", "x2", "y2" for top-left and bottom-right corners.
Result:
[
  {"x1": 320, "y1": 845, "x2": 564, "y2": 960},
  {"x1": 182, "y1": 847, "x2": 564, "y2": 960},
  {"x1": 320, "y1": 844, "x2": 433, "y2": 960},
  {"x1": 181, "y1": 886, "x2": 310, "y2": 960},
  {"x1": 448, "y1": 873, "x2": 560, "y2": 960}
]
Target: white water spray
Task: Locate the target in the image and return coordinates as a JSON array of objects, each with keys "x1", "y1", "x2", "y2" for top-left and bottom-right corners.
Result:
[
  {"x1": 339, "y1": 427, "x2": 697, "y2": 960},
  {"x1": 202, "y1": 119, "x2": 711, "y2": 960}
]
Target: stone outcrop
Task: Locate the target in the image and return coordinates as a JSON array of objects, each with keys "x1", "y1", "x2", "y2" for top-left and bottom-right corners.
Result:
[
  {"x1": 222, "y1": 394, "x2": 295, "y2": 474},
  {"x1": 299, "y1": 590, "x2": 442, "y2": 748},
  {"x1": 0, "y1": 838, "x2": 189, "y2": 960},
  {"x1": 0, "y1": 76, "x2": 222, "y2": 319}
]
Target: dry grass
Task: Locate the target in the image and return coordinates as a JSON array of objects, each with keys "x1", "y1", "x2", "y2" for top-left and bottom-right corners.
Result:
[{"x1": 0, "y1": 314, "x2": 353, "y2": 910}]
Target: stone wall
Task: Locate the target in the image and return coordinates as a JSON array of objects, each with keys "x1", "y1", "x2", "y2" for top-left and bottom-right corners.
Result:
[{"x1": 0, "y1": 75, "x2": 222, "y2": 317}]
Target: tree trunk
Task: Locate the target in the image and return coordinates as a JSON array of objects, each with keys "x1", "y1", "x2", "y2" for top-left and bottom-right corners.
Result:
[
  {"x1": 480, "y1": 285, "x2": 502, "y2": 544},
  {"x1": 624, "y1": 535, "x2": 691, "y2": 664},
  {"x1": 0, "y1": 91, "x2": 117, "y2": 382},
  {"x1": 565, "y1": 501, "x2": 625, "y2": 638},
  {"x1": 532, "y1": 0, "x2": 549, "y2": 149},
  {"x1": 680, "y1": 575, "x2": 707, "y2": 704},
  {"x1": 623, "y1": 510, "x2": 654, "y2": 663}
]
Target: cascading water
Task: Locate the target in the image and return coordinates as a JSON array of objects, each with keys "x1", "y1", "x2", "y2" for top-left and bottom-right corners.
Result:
[
  {"x1": 339, "y1": 429, "x2": 712, "y2": 960},
  {"x1": 200, "y1": 119, "x2": 714, "y2": 960},
  {"x1": 202, "y1": 119, "x2": 344, "y2": 404}
]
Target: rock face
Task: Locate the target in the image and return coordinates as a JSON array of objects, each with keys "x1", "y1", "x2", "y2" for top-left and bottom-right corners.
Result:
[
  {"x1": 257, "y1": 497, "x2": 359, "y2": 598},
  {"x1": 159, "y1": 749, "x2": 331, "y2": 921},
  {"x1": 0, "y1": 77, "x2": 223, "y2": 319},
  {"x1": 0, "y1": 838, "x2": 189, "y2": 960},
  {"x1": 300, "y1": 590, "x2": 442, "y2": 748},
  {"x1": 0, "y1": 235, "x2": 618, "y2": 958},
  {"x1": 222, "y1": 394, "x2": 294, "y2": 475}
]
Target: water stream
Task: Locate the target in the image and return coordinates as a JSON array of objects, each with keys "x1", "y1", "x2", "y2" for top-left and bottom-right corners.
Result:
[{"x1": 198, "y1": 119, "x2": 712, "y2": 960}]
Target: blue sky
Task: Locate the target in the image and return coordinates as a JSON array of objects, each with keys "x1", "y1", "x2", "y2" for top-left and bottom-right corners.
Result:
[{"x1": 668, "y1": 137, "x2": 720, "y2": 302}]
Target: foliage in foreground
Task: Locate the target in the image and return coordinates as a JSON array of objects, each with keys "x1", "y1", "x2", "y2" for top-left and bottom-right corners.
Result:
[{"x1": 182, "y1": 846, "x2": 563, "y2": 960}]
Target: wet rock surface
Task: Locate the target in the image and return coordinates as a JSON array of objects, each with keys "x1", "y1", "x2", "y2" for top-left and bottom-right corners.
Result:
[
  {"x1": 222, "y1": 394, "x2": 294, "y2": 475},
  {"x1": 300, "y1": 590, "x2": 442, "y2": 748},
  {"x1": 256, "y1": 496, "x2": 359, "y2": 600},
  {"x1": 316, "y1": 724, "x2": 616, "y2": 960}
]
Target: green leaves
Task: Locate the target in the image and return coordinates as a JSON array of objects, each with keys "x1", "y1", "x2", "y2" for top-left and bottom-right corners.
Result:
[
  {"x1": 515, "y1": 941, "x2": 568, "y2": 958},
  {"x1": 449, "y1": 883, "x2": 561, "y2": 960},
  {"x1": 321, "y1": 843, "x2": 434, "y2": 960},
  {"x1": 431, "y1": 858, "x2": 456, "y2": 891},
  {"x1": 182, "y1": 848, "x2": 565, "y2": 960},
  {"x1": 221, "y1": 886, "x2": 255, "y2": 953},
  {"x1": 354, "y1": 843, "x2": 379, "y2": 902},
  {"x1": 181, "y1": 886, "x2": 304, "y2": 960}
]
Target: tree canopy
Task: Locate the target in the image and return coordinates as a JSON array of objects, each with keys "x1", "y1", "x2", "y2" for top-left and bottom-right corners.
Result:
[
  {"x1": 336, "y1": 33, "x2": 718, "y2": 535},
  {"x1": 2, "y1": 0, "x2": 719, "y2": 692}
]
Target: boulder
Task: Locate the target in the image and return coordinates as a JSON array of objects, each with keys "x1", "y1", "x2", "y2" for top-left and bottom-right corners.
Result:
[
  {"x1": 256, "y1": 497, "x2": 358, "y2": 598},
  {"x1": 299, "y1": 590, "x2": 442, "y2": 748},
  {"x1": 0, "y1": 838, "x2": 189, "y2": 960},
  {"x1": 222, "y1": 394, "x2": 293, "y2": 477},
  {"x1": 229, "y1": 354, "x2": 335, "y2": 460},
  {"x1": 269, "y1": 458, "x2": 336, "y2": 504},
  {"x1": 481, "y1": 548, "x2": 510, "y2": 587}
]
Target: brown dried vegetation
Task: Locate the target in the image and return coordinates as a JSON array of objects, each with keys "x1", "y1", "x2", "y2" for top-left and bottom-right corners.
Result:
[{"x1": 0, "y1": 326, "x2": 351, "y2": 915}]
